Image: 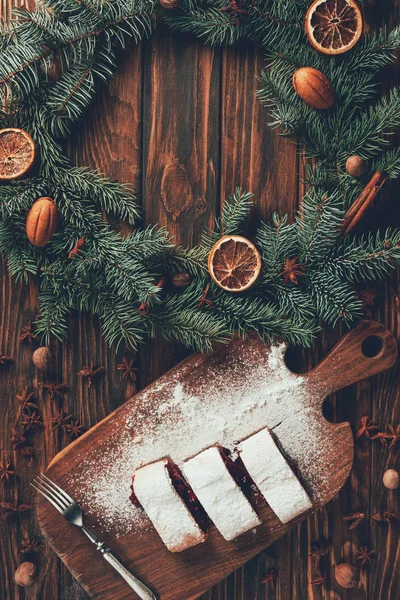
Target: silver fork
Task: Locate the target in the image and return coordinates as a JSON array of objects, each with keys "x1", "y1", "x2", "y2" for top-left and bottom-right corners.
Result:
[{"x1": 32, "y1": 473, "x2": 158, "y2": 600}]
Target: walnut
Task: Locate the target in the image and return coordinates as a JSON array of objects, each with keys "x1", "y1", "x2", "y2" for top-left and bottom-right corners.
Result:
[
  {"x1": 293, "y1": 67, "x2": 335, "y2": 110},
  {"x1": 26, "y1": 198, "x2": 59, "y2": 247}
]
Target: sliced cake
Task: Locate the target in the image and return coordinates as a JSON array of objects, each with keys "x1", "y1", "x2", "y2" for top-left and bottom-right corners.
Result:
[
  {"x1": 132, "y1": 459, "x2": 207, "y2": 552},
  {"x1": 238, "y1": 428, "x2": 312, "y2": 524},
  {"x1": 182, "y1": 446, "x2": 261, "y2": 541}
]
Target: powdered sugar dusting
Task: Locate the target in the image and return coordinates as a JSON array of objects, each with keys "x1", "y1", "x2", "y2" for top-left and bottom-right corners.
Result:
[
  {"x1": 133, "y1": 459, "x2": 206, "y2": 552},
  {"x1": 239, "y1": 428, "x2": 312, "y2": 523},
  {"x1": 182, "y1": 447, "x2": 261, "y2": 541},
  {"x1": 68, "y1": 340, "x2": 336, "y2": 536}
]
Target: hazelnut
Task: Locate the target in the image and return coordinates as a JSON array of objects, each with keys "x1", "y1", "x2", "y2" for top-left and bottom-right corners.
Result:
[
  {"x1": 160, "y1": 0, "x2": 179, "y2": 8},
  {"x1": 14, "y1": 561, "x2": 37, "y2": 587},
  {"x1": 383, "y1": 468, "x2": 399, "y2": 490},
  {"x1": 335, "y1": 563, "x2": 358, "y2": 589},
  {"x1": 346, "y1": 155, "x2": 367, "y2": 178},
  {"x1": 32, "y1": 347, "x2": 51, "y2": 372},
  {"x1": 171, "y1": 272, "x2": 192, "y2": 289}
]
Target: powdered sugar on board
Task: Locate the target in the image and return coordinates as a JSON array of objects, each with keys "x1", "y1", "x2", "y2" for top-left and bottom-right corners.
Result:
[{"x1": 68, "y1": 340, "x2": 335, "y2": 536}]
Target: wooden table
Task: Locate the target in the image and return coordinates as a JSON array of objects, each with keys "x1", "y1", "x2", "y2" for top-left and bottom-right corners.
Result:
[{"x1": 0, "y1": 1, "x2": 399, "y2": 598}]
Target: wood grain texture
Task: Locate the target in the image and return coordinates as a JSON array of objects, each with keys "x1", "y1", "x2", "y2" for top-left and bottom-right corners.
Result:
[
  {"x1": 36, "y1": 321, "x2": 397, "y2": 600},
  {"x1": 0, "y1": 1, "x2": 399, "y2": 599}
]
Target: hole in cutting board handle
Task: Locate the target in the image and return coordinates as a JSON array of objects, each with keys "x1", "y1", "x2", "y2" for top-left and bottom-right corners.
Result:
[{"x1": 361, "y1": 335, "x2": 384, "y2": 358}]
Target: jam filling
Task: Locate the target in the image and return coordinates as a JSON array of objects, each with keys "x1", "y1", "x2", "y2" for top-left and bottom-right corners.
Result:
[
  {"x1": 129, "y1": 477, "x2": 142, "y2": 508},
  {"x1": 166, "y1": 459, "x2": 209, "y2": 532},
  {"x1": 130, "y1": 459, "x2": 209, "y2": 532},
  {"x1": 220, "y1": 446, "x2": 262, "y2": 508}
]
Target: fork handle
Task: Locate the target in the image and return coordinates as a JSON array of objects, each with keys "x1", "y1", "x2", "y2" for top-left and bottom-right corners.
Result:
[
  {"x1": 101, "y1": 548, "x2": 158, "y2": 600},
  {"x1": 81, "y1": 527, "x2": 157, "y2": 600}
]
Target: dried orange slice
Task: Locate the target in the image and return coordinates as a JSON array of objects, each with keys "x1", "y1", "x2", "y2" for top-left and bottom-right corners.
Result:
[
  {"x1": 305, "y1": 0, "x2": 363, "y2": 56},
  {"x1": 208, "y1": 235, "x2": 262, "y2": 292},
  {"x1": 0, "y1": 128, "x2": 36, "y2": 181}
]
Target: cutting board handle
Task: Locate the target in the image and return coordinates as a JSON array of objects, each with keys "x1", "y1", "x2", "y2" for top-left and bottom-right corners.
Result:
[{"x1": 306, "y1": 320, "x2": 398, "y2": 395}]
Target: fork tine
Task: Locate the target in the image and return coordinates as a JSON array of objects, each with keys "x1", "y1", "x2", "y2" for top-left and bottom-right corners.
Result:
[
  {"x1": 31, "y1": 480, "x2": 66, "y2": 515},
  {"x1": 40, "y1": 473, "x2": 74, "y2": 504},
  {"x1": 34, "y1": 476, "x2": 70, "y2": 511}
]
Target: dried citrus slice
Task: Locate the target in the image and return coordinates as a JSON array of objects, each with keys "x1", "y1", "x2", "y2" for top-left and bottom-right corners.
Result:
[
  {"x1": 305, "y1": 0, "x2": 363, "y2": 56},
  {"x1": 208, "y1": 235, "x2": 262, "y2": 292},
  {"x1": 0, "y1": 128, "x2": 36, "y2": 180}
]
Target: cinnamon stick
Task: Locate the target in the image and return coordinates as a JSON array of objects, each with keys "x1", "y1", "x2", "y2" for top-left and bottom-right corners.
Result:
[
  {"x1": 138, "y1": 277, "x2": 166, "y2": 315},
  {"x1": 341, "y1": 171, "x2": 386, "y2": 236}
]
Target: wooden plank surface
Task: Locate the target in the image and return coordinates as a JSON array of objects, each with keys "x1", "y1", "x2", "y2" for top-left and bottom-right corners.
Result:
[
  {"x1": 0, "y1": 2, "x2": 399, "y2": 600},
  {"x1": 35, "y1": 321, "x2": 398, "y2": 600}
]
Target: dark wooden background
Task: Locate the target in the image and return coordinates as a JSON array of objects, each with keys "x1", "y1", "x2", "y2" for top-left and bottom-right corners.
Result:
[{"x1": 1, "y1": 1, "x2": 399, "y2": 598}]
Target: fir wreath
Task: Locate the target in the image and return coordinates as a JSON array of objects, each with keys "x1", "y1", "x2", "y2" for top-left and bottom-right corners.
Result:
[{"x1": 0, "y1": 0, "x2": 400, "y2": 352}]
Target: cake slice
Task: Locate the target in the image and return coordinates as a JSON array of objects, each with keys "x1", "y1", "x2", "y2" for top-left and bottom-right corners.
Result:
[
  {"x1": 182, "y1": 446, "x2": 261, "y2": 541},
  {"x1": 238, "y1": 428, "x2": 312, "y2": 524},
  {"x1": 132, "y1": 459, "x2": 207, "y2": 552}
]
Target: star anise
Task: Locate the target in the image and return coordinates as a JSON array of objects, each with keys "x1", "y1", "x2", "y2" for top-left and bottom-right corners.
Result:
[
  {"x1": 0, "y1": 460, "x2": 15, "y2": 483},
  {"x1": 68, "y1": 237, "x2": 85, "y2": 258},
  {"x1": 19, "y1": 321, "x2": 39, "y2": 344},
  {"x1": 137, "y1": 301, "x2": 149, "y2": 315},
  {"x1": 372, "y1": 511, "x2": 396, "y2": 524},
  {"x1": 358, "y1": 287, "x2": 378, "y2": 308},
  {"x1": 10, "y1": 429, "x2": 27, "y2": 449},
  {"x1": 51, "y1": 412, "x2": 73, "y2": 430},
  {"x1": 219, "y1": 0, "x2": 250, "y2": 26},
  {"x1": 356, "y1": 546, "x2": 374, "y2": 566},
  {"x1": 198, "y1": 283, "x2": 214, "y2": 309},
  {"x1": 343, "y1": 511, "x2": 365, "y2": 530},
  {"x1": 378, "y1": 424, "x2": 400, "y2": 449},
  {"x1": 356, "y1": 416, "x2": 380, "y2": 440},
  {"x1": 21, "y1": 409, "x2": 43, "y2": 431},
  {"x1": 388, "y1": 283, "x2": 400, "y2": 314},
  {"x1": 311, "y1": 570, "x2": 326, "y2": 586},
  {"x1": 0, "y1": 353, "x2": 13, "y2": 365},
  {"x1": 65, "y1": 420, "x2": 86, "y2": 439},
  {"x1": 0, "y1": 502, "x2": 30, "y2": 520},
  {"x1": 77, "y1": 361, "x2": 105, "y2": 388},
  {"x1": 20, "y1": 536, "x2": 42, "y2": 553},
  {"x1": 19, "y1": 446, "x2": 35, "y2": 465},
  {"x1": 17, "y1": 392, "x2": 38, "y2": 413},
  {"x1": 39, "y1": 382, "x2": 68, "y2": 400},
  {"x1": 117, "y1": 357, "x2": 138, "y2": 381},
  {"x1": 309, "y1": 540, "x2": 329, "y2": 557},
  {"x1": 281, "y1": 257, "x2": 306, "y2": 285},
  {"x1": 261, "y1": 568, "x2": 278, "y2": 589}
]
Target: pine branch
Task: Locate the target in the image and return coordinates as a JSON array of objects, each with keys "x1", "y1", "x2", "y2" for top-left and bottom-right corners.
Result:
[
  {"x1": 1, "y1": 0, "x2": 400, "y2": 354},
  {"x1": 202, "y1": 188, "x2": 252, "y2": 249},
  {"x1": 256, "y1": 214, "x2": 298, "y2": 281},
  {"x1": 99, "y1": 296, "x2": 148, "y2": 350},
  {"x1": 56, "y1": 168, "x2": 141, "y2": 224},
  {"x1": 328, "y1": 229, "x2": 400, "y2": 283},
  {"x1": 213, "y1": 290, "x2": 318, "y2": 346},
  {"x1": 307, "y1": 270, "x2": 362, "y2": 326},
  {"x1": 297, "y1": 189, "x2": 344, "y2": 264}
]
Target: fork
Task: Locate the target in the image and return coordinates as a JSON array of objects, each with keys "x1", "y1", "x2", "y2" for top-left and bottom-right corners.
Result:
[{"x1": 32, "y1": 473, "x2": 158, "y2": 600}]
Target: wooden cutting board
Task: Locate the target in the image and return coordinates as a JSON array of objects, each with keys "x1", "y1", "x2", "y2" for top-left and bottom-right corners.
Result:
[{"x1": 37, "y1": 320, "x2": 397, "y2": 600}]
